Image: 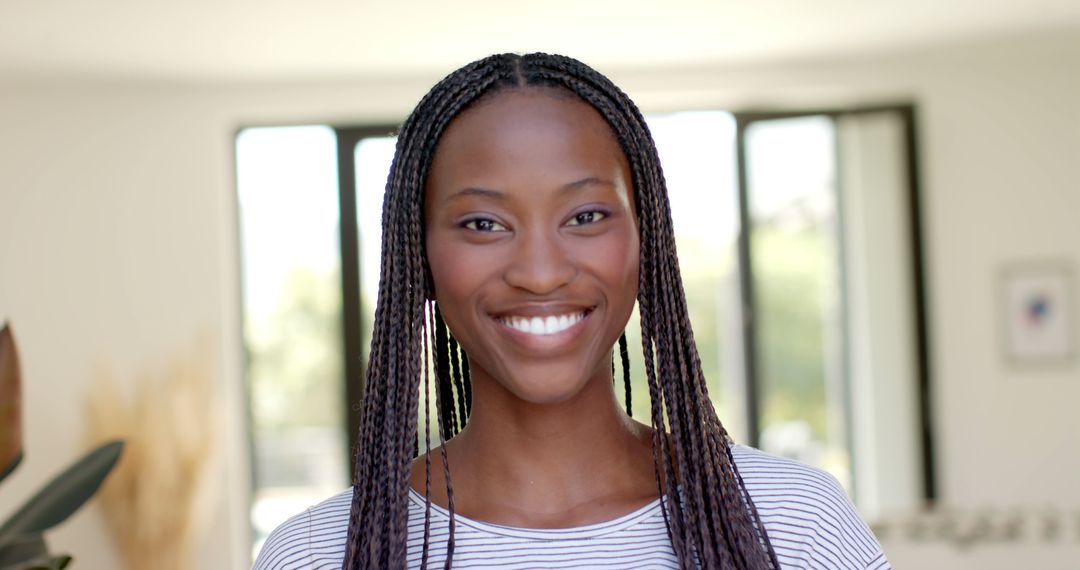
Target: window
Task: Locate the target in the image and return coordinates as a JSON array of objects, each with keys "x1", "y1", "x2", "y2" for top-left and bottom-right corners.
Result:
[
  {"x1": 238, "y1": 105, "x2": 933, "y2": 557},
  {"x1": 742, "y1": 116, "x2": 851, "y2": 484},
  {"x1": 737, "y1": 108, "x2": 933, "y2": 515},
  {"x1": 235, "y1": 126, "x2": 350, "y2": 557}
]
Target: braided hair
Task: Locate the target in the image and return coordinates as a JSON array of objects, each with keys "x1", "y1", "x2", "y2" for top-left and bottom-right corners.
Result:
[{"x1": 343, "y1": 52, "x2": 779, "y2": 570}]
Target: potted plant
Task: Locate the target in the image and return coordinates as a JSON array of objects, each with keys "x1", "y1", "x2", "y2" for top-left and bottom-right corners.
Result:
[{"x1": 0, "y1": 323, "x2": 124, "y2": 570}]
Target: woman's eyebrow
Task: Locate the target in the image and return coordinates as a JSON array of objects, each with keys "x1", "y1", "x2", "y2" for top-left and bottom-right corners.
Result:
[
  {"x1": 443, "y1": 177, "x2": 615, "y2": 205},
  {"x1": 560, "y1": 176, "x2": 615, "y2": 193},
  {"x1": 443, "y1": 187, "x2": 505, "y2": 204}
]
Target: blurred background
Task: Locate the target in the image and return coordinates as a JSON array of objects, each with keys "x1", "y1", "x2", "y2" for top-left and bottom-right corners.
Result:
[{"x1": 1, "y1": 1, "x2": 1079, "y2": 568}]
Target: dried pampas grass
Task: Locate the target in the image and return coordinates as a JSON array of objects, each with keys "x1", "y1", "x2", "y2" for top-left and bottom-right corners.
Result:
[{"x1": 85, "y1": 337, "x2": 221, "y2": 570}]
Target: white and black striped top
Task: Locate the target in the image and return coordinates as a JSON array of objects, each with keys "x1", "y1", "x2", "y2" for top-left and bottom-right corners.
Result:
[{"x1": 254, "y1": 445, "x2": 890, "y2": 569}]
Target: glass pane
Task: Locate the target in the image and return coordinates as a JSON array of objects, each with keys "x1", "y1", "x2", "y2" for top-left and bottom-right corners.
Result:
[
  {"x1": 236, "y1": 126, "x2": 349, "y2": 558},
  {"x1": 644, "y1": 112, "x2": 745, "y2": 441},
  {"x1": 354, "y1": 137, "x2": 397, "y2": 366},
  {"x1": 744, "y1": 116, "x2": 852, "y2": 489}
]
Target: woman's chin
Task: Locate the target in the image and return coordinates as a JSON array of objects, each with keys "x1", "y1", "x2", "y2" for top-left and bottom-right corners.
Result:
[
  {"x1": 469, "y1": 355, "x2": 616, "y2": 408},
  {"x1": 508, "y1": 386, "x2": 585, "y2": 406},
  {"x1": 501, "y1": 375, "x2": 594, "y2": 407}
]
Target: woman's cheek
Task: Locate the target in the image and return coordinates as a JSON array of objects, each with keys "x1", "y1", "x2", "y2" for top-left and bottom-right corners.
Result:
[
  {"x1": 428, "y1": 235, "x2": 496, "y2": 309},
  {"x1": 584, "y1": 229, "x2": 640, "y2": 283}
]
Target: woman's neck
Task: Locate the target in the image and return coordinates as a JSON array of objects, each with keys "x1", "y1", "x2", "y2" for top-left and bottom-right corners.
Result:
[{"x1": 409, "y1": 373, "x2": 658, "y2": 528}]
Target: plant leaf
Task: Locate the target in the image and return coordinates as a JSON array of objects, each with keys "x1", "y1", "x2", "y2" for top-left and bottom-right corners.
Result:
[
  {"x1": 0, "y1": 534, "x2": 47, "y2": 566},
  {"x1": 0, "y1": 323, "x2": 22, "y2": 484},
  {"x1": 0, "y1": 441, "x2": 124, "y2": 539},
  {"x1": 0, "y1": 553, "x2": 72, "y2": 570}
]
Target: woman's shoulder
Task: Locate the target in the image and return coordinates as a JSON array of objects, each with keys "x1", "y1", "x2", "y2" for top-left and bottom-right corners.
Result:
[
  {"x1": 729, "y1": 443, "x2": 849, "y2": 493},
  {"x1": 252, "y1": 488, "x2": 354, "y2": 570},
  {"x1": 729, "y1": 444, "x2": 891, "y2": 569}
]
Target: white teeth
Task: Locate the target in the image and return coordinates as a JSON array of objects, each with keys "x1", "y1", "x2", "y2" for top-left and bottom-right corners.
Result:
[
  {"x1": 544, "y1": 316, "x2": 558, "y2": 334},
  {"x1": 503, "y1": 312, "x2": 586, "y2": 336}
]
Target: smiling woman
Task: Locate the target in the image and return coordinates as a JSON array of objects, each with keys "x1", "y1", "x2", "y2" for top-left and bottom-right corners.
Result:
[
  {"x1": 424, "y1": 90, "x2": 639, "y2": 407},
  {"x1": 253, "y1": 53, "x2": 890, "y2": 570}
]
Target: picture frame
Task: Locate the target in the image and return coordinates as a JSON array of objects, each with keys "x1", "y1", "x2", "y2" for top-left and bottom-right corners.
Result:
[{"x1": 1000, "y1": 261, "x2": 1075, "y2": 366}]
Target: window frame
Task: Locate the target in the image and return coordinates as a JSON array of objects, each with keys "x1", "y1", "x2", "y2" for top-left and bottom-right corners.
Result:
[{"x1": 734, "y1": 104, "x2": 935, "y2": 502}]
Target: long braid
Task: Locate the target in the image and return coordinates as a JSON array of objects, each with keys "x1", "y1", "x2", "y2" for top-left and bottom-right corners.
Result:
[
  {"x1": 344, "y1": 52, "x2": 779, "y2": 570},
  {"x1": 448, "y1": 336, "x2": 470, "y2": 419},
  {"x1": 431, "y1": 305, "x2": 458, "y2": 435},
  {"x1": 419, "y1": 303, "x2": 434, "y2": 569},
  {"x1": 429, "y1": 302, "x2": 457, "y2": 568},
  {"x1": 650, "y1": 194, "x2": 725, "y2": 566}
]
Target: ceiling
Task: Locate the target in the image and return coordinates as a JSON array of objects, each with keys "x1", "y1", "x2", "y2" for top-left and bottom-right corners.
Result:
[{"x1": 2, "y1": 0, "x2": 1079, "y2": 82}]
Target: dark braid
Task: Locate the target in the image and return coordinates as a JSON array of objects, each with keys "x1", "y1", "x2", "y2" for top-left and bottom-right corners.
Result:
[
  {"x1": 431, "y1": 305, "x2": 458, "y2": 435},
  {"x1": 419, "y1": 304, "x2": 434, "y2": 569},
  {"x1": 619, "y1": 333, "x2": 632, "y2": 417},
  {"x1": 430, "y1": 304, "x2": 457, "y2": 569},
  {"x1": 344, "y1": 53, "x2": 779, "y2": 570},
  {"x1": 447, "y1": 332, "x2": 470, "y2": 421}
]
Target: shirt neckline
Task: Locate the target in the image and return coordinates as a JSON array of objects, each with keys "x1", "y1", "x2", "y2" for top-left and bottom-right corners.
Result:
[{"x1": 406, "y1": 487, "x2": 666, "y2": 540}]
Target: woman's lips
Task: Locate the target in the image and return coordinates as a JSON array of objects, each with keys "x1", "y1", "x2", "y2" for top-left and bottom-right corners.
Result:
[
  {"x1": 497, "y1": 310, "x2": 589, "y2": 336},
  {"x1": 490, "y1": 307, "x2": 595, "y2": 350}
]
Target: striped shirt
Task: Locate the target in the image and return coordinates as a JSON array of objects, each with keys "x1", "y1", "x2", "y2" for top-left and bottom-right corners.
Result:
[{"x1": 254, "y1": 445, "x2": 890, "y2": 569}]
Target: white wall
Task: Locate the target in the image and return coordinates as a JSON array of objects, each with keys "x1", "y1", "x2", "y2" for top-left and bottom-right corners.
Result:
[
  {"x1": 0, "y1": 77, "x2": 427, "y2": 568},
  {"x1": 0, "y1": 83, "x2": 249, "y2": 569},
  {"x1": 1, "y1": 28, "x2": 1078, "y2": 569}
]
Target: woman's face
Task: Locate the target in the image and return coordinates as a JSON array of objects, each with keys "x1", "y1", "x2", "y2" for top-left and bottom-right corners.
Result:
[{"x1": 424, "y1": 88, "x2": 640, "y2": 405}]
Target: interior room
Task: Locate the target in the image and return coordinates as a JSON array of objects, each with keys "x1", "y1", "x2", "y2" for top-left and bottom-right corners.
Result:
[{"x1": 1, "y1": 2, "x2": 1078, "y2": 568}]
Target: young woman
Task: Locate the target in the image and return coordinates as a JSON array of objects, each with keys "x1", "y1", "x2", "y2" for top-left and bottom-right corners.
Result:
[{"x1": 255, "y1": 53, "x2": 890, "y2": 570}]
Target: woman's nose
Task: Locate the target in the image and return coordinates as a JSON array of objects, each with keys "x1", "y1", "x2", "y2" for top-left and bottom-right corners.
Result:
[{"x1": 503, "y1": 229, "x2": 576, "y2": 295}]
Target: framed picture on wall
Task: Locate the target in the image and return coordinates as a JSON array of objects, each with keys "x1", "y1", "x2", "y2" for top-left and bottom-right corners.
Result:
[{"x1": 1001, "y1": 261, "x2": 1074, "y2": 366}]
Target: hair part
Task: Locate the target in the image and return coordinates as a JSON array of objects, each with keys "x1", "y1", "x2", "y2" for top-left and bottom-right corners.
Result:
[{"x1": 344, "y1": 52, "x2": 779, "y2": 570}]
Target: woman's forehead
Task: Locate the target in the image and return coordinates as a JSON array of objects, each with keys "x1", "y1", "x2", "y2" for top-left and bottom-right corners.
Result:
[
  {"x1": 447, "y1": 88, "x2": 614, "y2": 143},
  {"x1": 428, "y1": 88, "x2": 628, "y2": 181},
  {"x1": 426, "y1": 94, "x2": 627, "y2": 198}
]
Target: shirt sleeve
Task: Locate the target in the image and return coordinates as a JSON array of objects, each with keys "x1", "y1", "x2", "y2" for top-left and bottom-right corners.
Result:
[
  {"x1": 731, "y1": 444, "x2": 892, "y2": 569},
  {"x1": 252, "y1": 508, "x2": 314, "y2": 570}
]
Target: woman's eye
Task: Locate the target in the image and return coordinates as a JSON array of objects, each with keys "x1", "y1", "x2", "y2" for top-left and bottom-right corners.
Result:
[
  {"x1": 462, "y1": 218, "x2": 507, "y2": 232},
  {"x1": 567, "y1": 211, "x2": 607, "y2": 226}
]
